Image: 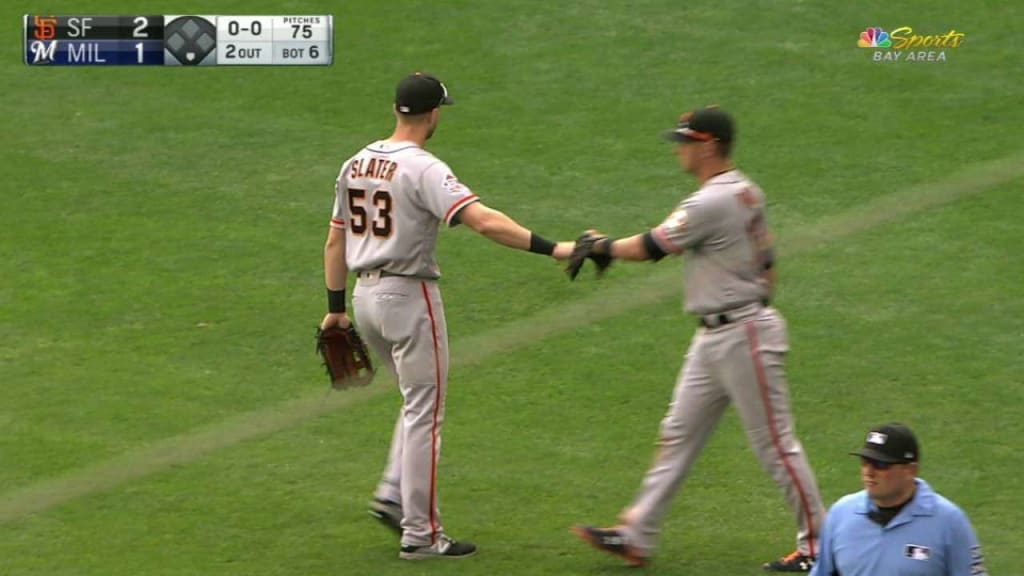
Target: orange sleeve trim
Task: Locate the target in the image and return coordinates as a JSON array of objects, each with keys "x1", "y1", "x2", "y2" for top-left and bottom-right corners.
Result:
[{"x1": 444, "y1": 194, "x2": 480, "y2": 224}]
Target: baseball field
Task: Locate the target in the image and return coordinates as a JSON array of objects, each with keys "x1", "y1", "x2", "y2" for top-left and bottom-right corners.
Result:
[{"x1": 2, "y1": 1, "x2": 1022, "y2": 574}]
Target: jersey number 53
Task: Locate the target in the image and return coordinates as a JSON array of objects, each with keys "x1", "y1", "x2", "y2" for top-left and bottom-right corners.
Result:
[{"x1": 348, "y1": 187, "x2": 394, "y2": 238}]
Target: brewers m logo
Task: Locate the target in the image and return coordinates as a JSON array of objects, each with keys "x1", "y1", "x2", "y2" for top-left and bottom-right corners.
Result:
[{"x1": 29, "y1": 40, "x2": 58, "y2": 64}]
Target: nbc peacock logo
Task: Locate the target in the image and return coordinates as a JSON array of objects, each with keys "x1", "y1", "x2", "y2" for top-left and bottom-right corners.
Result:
[
  {"x1": 861, "y1": 25, "x2": 966, "y2": 63},
  {"x1": 858, "y1": 27, "x2": 891, "y2": 48}
]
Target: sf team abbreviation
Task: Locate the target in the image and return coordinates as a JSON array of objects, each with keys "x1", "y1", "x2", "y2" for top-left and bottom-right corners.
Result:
[{"x1": 23, "y1": 15, "x2": 333, "y2": 66}]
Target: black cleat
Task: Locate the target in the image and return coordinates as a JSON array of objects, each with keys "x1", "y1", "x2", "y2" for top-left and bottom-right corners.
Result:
[
  {"x1": 571, "y1": 524, "x2": 648, "y2": 567},
  {"x1": 399, "y1": 535, "x2": 477, "y2": 559},
  {"x1": 763, "y1": 550, "x2": 815, "y2": 572},
  {"x1": 368, "y1": 498, "x2": 402, "y2": 536}
]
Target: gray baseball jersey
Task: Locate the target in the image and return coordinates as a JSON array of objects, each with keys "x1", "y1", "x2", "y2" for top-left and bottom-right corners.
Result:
[
  {"x1": 330, "y1": 139, "x2": 479, "y2": 550},
  {"x1": 648, "y1": 169, "x2": 772, "y2": 315},
  {"x1": 332, "y1": 140, "x2": 480, "y2": 278},
  {"x1": 612, "y1": 169, "x2": 825, "y2": 562}
]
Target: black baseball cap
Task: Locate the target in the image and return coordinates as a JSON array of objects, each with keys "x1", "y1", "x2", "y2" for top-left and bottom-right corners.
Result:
[
  {"x1": 664, "y1": 105, "x2": 735, "y2": 143},
  {"x1": 395, "y1": 72, "x2": 454, "y2": 115},
  {"x1": 850, "y1": 423, "x2": 920, "y2": 464}
]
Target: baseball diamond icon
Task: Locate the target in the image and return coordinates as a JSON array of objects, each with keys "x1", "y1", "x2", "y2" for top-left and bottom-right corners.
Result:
[{"x1": 164, "y1": 16, "x2": 216, "y2": 65}]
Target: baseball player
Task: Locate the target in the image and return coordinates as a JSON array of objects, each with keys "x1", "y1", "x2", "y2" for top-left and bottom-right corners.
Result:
[
  {"x1": 319, "y1": 72, "x2": 573, "y2": 560},
  {"x1": 569, "y1": 106, "x2": 826, "y2": 572},
  {"x1": 812, "y1": 423, "x2": 988, "y2": 576}
]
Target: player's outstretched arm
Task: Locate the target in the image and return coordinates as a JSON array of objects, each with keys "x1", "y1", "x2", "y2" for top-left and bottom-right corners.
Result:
[{"x1": 456, "y1": 202, "x2": 573, "y2": 259}]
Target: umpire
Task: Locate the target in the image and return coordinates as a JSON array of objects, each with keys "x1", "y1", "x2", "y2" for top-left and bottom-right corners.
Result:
[{"x1": 811, "y1": 423, "x2": 988, "y2": 575}]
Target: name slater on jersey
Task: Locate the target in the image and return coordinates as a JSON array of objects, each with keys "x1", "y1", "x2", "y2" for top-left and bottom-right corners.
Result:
[{"x1": 350, "y1": 158, "x2": 397, "y2": 181}]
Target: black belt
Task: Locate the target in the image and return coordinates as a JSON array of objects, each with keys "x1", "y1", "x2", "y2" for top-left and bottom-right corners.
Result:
[
  {"x1": 698, "y1": 299, "x2": 770, "y2": 328},
  {"x1": 700, "y1": 313, "x2": 735, "y2": 328},
  {"x1": 357, "y1": 270, "x2": 438, "y2": 281},
  {"x1": 356, "y1": 270, "x2": 402, "y2": 279}
]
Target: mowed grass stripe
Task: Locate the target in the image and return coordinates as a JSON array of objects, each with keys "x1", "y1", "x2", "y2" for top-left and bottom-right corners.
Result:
[{"x1": 2, "y1": 150, "x2": 1022, "y2": 524}]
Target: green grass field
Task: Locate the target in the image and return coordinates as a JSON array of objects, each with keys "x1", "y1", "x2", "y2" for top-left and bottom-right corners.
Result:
[{"x1": 2, "y1": 1, "x2": 1022, "y2": 574}]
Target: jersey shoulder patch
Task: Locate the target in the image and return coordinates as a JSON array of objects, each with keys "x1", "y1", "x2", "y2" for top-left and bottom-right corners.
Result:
[{"x1": 441, "y1": 173, "x2": 469, "y2": 195}]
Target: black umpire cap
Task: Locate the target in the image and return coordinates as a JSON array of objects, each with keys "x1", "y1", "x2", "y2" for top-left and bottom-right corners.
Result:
[
  {"x1": 664, "y1": 105, "x2": 735, "y2": 143},
  {"x1": 850, "y1": 423, "x2": 920, "y2": 464},
  {"x1": 395, "y1": 72, "x2": 454, "y2": 115}
]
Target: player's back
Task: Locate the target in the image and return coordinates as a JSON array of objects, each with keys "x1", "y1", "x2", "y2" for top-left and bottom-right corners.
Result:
[{"x1": 333, "y1": 140, "x2": 478, "y2": 279}]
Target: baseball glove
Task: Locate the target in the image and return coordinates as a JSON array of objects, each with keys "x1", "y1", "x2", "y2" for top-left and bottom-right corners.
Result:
[
  {"x1": 316, "y1": 325, "x2": 375, "y2": 389},
  {"x1": 566, "y1": 231, "x2": 614, "y2": 281}
]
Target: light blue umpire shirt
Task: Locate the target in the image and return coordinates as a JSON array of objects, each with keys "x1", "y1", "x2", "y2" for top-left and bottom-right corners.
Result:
[{"x1": 810, "y1": 478, "x2": 987, "y2": 576}]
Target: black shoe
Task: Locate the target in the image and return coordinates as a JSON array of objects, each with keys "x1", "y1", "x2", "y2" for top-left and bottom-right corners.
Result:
[
  {"x1": 763, "y1": 550, "x2": 815, "y2": 572},
  {"x1": 368, "y1": 498, "x2": 402, "y2": 536},
  {"x1": 571, "y1": 525, "x2": 648, "y2": 567},
  {"x1": 399, "y1": 535, "x2": 477, "y2": 559}
]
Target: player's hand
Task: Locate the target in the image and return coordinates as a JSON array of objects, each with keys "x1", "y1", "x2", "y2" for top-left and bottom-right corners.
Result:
[
  {"x1": 320, "y1": 312, "x2": 351, "y2": 330},
  {"x1": 583, "y1": 229, "x2": 610, "y2": 254},
  {"x1": 552, "y1": 241, "x2": 575, "y2": 260},
  {"x1": 565, "y1": 230, "x2": 615, "y2": 280}
]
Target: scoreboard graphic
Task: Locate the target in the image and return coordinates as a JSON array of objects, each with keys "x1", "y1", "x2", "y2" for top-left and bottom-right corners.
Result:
[{"x1": 23, "y1": 15, "x2": 333, "y2": 66}]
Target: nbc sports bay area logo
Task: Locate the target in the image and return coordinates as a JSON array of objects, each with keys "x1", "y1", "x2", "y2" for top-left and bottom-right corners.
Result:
[{"x1": 859, "y1": 26, "x2": 965, "y2": 62}]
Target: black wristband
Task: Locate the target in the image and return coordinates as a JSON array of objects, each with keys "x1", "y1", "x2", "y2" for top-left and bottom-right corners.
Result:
[
  {"x1": 327, "y1": 288, "x2": 346, "y2": 313},
  {"x1": 528, "y1": 232, "x2": 556, "y2": 255},
  {"x1": 642, "y1": 231, "x2": 668, "y2": 262}
]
